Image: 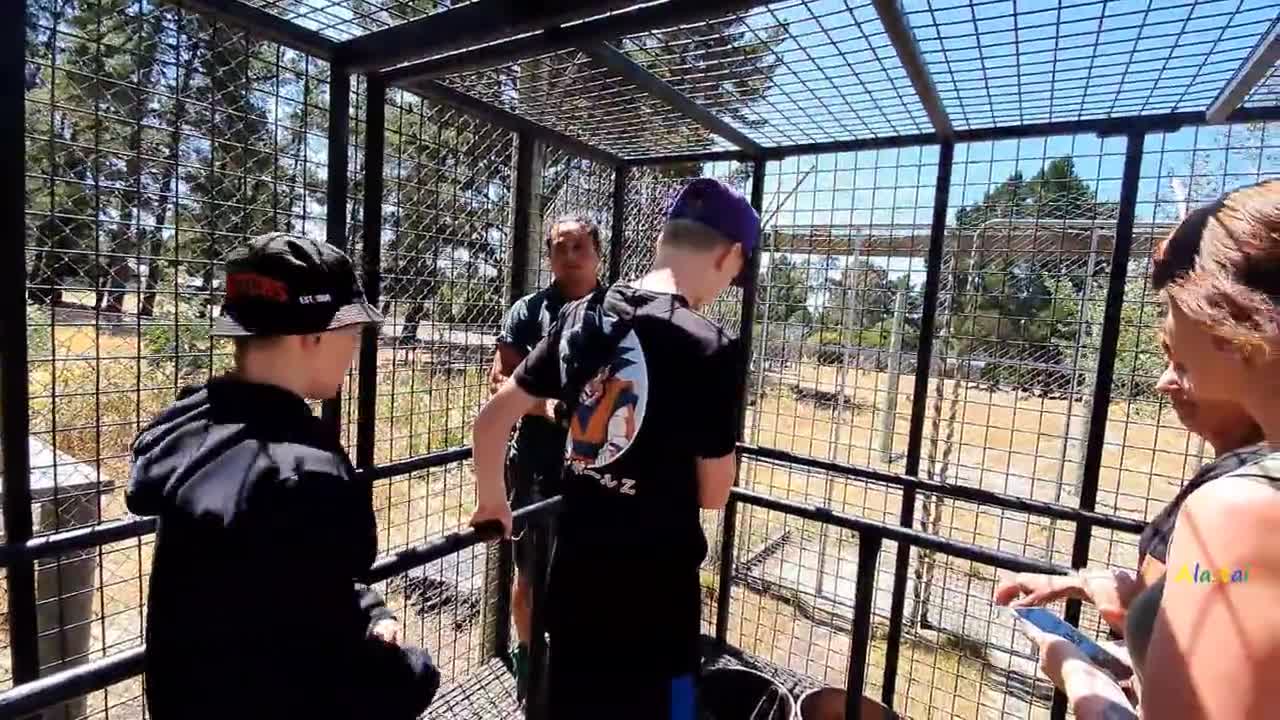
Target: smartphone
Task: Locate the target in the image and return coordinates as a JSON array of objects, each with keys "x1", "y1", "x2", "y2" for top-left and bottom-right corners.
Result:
[{"x1": 1012, "y1": 607, "x2": 1133, "y2": 681}]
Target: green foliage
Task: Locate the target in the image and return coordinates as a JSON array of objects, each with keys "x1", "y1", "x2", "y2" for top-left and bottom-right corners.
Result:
[
  {"x1": 955, "y1": 157, "x2": 1117, "y2": 229},
  {"x1": 27, "y1": 305, "x2": 52, "y2": 359},
  {"x1": 1078, "y1": 274, "x2": 1166, "y2": 402},
  {"x1": 759, "y1": 255, "x2": 813, "y2": 324},
  {"x1": 943, "y1": 156, "x2": 1126, "y2": 391},
  {"x1": 142, "y1": 307, "x2": 224, "y2": 381},
  {"x1": 805, "y1": 321, "x2": 920, "y2": 366}
]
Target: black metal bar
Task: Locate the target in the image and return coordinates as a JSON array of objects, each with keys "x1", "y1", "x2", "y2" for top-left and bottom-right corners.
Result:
[
  {"x1": 624, "y1": 148, "x2": 758, "y2": 167},
  {"x1": 0, "y1": 646, "x2": 146, "y2": 719},
  {"x1": 492, "y1": 536, "x2": 515, "y2": 661},
  {"x1": 738, "y1": 445, "x2": 1145, "y2": 535},
  {"x1": 163, "y1": 0, "x2": 339, "y2": 60},
  {"x1": 733, "y1": 488, "x2": 1068, "y2": 575},
  {"x1": 609, "y1": 165, "x2": 627, "y2": 284},
  {"x1": 0, "y1": 498, "x2": 565, "y2": 720},
  {"x1": 1053, "y1": 131, "x2": 1146, "y2": 720},
  {"x1": 525, "y1": 520, "x2": 552, "y2": 720},
  {"x1": 405, "y1": 79, "x2": 619, "y2": 166},
  {"x1": 339, "y1": 0, "x2": 642, "y2": 74},
  {"x1": 625, "y1": 106, "x2": 1280, "y2": 167},
  {"x1": 1207, "y1": 22, "x2": 1280, "y2": 123},
  {"x1": 381, "y1": 0, "x2": 772, "y2": 85},
  {"x1": 355, "y1": 74, "x2": 386, "y2": 470},
  {"x1": 321, "y1": 68, "x2": 352, "y2": 440},
  {"x1": 510, "y1": 132, "x2": 537, "y2": 306},
  {"x1": 0, "y1": 450, "x2": 468, "y2": 569},
  {"x1": 366, "y1": 497, "x2": 561, "y2": 583},
  {"x1": 627, "y1": 133, "x2": 938, "y2": 167},
  {"x1": 9, "y1": 518, "x2": 156, "y2": 566},
  {"x1": 881, "y1": 139, "x2": 952, "y2": 709},
  {"x1": 846, "y1": 535, "x2": 883, "y2": 720},
  {"x1": 578, "y1": 42, "x2": 764, "y2": 153},
  {"x1": 2, "y1": 0, "x2": 39, "y2": 686},
  {"x1": 356, "y1": 446, "x2": 473, "y2": 482},
  {"x1": 906, "y1": 144, "x2": 959, "y2": 480},
  {"x1": 869, "y1": 0, "x2": 952, "y2": 137},
  {"x1": 714, "y1": 158, "x2": 767, "y2": 645}
]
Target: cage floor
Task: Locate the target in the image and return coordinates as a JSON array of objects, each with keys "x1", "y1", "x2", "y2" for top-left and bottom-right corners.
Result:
[
  {"x1": 700, "y1": 635, "x2": 824, "y2": 701},
  {"x1": 421, "y1": 639, "x2": 823, "y2": 718},
  {"x1": 425, "y1": 659, "x2": 522, "y2": 720}
]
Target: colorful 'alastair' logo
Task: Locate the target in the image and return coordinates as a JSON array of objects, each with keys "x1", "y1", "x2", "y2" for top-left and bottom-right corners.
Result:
[{"x1": 1173, "y1": 563, "x2": 1250, "y2": 584}]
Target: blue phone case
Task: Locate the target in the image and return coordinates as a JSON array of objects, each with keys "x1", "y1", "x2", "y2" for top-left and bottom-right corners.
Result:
[{"x1": 1013, "y1": 607, "x2": 1133, "y2": 680}]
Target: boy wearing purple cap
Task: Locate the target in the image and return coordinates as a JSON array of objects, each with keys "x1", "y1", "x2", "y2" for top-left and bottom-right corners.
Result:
[{"x1": 471, "y1": 178, "x2": 757, "y2": 718}]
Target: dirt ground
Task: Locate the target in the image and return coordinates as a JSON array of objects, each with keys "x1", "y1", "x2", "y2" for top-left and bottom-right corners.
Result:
[{"x1": 12, "y1": 325, "x2": 1205, "y2": 717}]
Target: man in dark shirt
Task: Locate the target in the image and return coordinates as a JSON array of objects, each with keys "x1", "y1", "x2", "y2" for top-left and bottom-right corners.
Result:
[
  {"x1": 127, "y1": 233, "x2": 439, "y2": 720},
  {"x1": 471, "y1": 179, "x2": 757, "y2": 719},
  {"x1": 487, "y1": 215, "x2": 603, "y2": 698}
]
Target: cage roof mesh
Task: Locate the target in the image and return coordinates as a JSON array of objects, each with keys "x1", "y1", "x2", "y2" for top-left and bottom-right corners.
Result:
[
  {"x1": 242, "y1": 0, "x2": 469, "y2": 42},
  {"x1": 437, "y1": 51, "x2": 739, "y2": 158},
  {"x1": 902, "y1": 0, "x2": 1278, "y2": 129},
  {"x1": 615, "y1": 0, "x2": 933, "y2": 147},
  {"x1": 238, "y1": 0, "x2": 1276, "y2": 157}
]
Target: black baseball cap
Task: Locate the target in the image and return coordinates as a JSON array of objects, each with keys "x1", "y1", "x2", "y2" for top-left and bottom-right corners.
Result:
[{"x1": 212, "y1": 233, "x2": 382, "y2": 337}]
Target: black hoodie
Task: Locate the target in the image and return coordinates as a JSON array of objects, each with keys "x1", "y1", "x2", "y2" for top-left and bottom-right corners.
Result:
[{"x1": 128, "y1": 377, "x2": 438, "y2": 720}]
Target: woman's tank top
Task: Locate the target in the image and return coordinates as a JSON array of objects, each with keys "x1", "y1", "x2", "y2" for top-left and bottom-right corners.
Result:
[{"x1": 1126, "y1": 450, "x2": 1280, "y2": 676}]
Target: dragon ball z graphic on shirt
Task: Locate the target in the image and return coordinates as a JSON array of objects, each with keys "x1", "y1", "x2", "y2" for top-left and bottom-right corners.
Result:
[{"x1": 566, "y1": 332, "x2": 648, "y2": 471}]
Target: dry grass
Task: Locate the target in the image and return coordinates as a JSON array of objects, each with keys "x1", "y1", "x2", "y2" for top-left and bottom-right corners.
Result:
[{"x1": 743, "y1": 362, "x2": 1203, "y2": 569}]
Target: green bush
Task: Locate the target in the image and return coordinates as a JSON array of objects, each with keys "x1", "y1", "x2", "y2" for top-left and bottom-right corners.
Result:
[{"x1": 142, "y1": 306, "x2": 227, "y2": 381}]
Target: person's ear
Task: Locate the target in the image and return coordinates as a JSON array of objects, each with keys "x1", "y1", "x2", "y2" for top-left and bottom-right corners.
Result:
[{"x1": 718, "y1": 244, "x2": 744, "y2": 276}]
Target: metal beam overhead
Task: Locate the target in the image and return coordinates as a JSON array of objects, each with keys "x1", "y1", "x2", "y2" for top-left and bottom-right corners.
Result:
[
  {"x1": 1206, "y1": 21, "x2": 1280, "y2": 124},
  {"x1": 339, "y1": 0, "x2": 642, "y2": 74},
  {"x1": 579, "y1": 42, "x2": 764, "y2": 154},
  {"x1": 164, "y1": 0, "x2": 339, "y2": 60},
  {"x1": 624, "y1": 105, "x2": 1280, "y2": 166},
  {"x1": 870, "y1": 0, "x2": 952, "y2": 137},
  {"x1": 381, "y1": 0, "x2": 772, "y2": 85},
  {"x1": 403, "y1": 79, "x2": 622, "y2": 166}
]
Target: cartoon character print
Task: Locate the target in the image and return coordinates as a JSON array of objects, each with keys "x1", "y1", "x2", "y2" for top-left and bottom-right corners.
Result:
[{"x1": 566, "y1": 334, "x2": 647, "y2": 472}]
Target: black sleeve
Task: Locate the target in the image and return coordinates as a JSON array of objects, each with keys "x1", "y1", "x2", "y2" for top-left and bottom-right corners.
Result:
[
  {"x1": 496, "y1": 296, "x2": 533, "y2": 353},
  {"x1": 512, "y1": 315, "x2": 564, "y2": 400},
  {"x1": 696, "y1": 337, "x2": 744, "y2": 459},
  {"x1": 258, "y1": 473, "x2": 436, "y2": 717},
  {"x1": 356, "y1": 583, "x2": 395, "y2": 628}
]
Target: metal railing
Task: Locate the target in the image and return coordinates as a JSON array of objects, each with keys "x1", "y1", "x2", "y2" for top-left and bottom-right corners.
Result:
[{"x1": 0, "y1": 438, "x2": 1152, "y2": 720}]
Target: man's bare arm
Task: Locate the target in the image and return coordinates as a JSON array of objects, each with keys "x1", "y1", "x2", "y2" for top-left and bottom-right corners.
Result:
[{"x1": 489, "y1": 346, "x2": 523, "y2": 395}]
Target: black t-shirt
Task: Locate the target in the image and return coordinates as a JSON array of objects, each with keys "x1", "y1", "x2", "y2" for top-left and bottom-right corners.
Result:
[
  {"x1": 512, "y1": 283, "x2": 742, "y2": 571},
  {"x1": 498, "y1": 284, "x2": 583, "y2": 466}
]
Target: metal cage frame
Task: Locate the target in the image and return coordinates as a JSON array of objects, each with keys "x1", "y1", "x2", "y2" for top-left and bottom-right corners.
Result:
[{"x1": 2, "y1": 0, "x2": 1279, "y2": 718}]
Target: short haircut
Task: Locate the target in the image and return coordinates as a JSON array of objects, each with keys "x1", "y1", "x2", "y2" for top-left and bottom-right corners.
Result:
[
  {"x1": 1157, "y1": 179, "x2": 1280, "y2": 355},
  {"x1": 231, "y1": 335, "x2": 282, "y2": 365},
  {"x1": 546, "y1": 215, "x2": 603, "y2": 256},
  {"x1": 658, "y1": 218, "x2": 733, "y2": 253}
]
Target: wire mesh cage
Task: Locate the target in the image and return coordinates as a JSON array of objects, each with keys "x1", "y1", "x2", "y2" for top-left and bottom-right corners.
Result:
[{"x1": 4, "y1": 0, "x2": 1280, "y2": 719}]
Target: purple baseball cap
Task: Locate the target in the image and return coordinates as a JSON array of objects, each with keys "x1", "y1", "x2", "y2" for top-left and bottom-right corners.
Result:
[{"x1": 667, "y1": 178, "x2": 760, "y2": 287}]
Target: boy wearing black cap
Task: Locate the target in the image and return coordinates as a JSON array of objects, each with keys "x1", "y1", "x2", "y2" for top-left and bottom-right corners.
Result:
[
  {"x1": 471, "y1": 178, "x2": 757, "y2": 718},
  {"x1": 127, "y1": 233, "x2": 439, "y2": 720}
]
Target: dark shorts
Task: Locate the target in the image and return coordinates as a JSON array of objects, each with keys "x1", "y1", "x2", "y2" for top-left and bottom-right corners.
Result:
[
  {"x1": 505, "y1": 438, "x2": 561, "y2": 575},
  {"x1": 547, "y1": 550, "x2": 702, "y2": 717},
  {"x1": 549, "y1": 670, "x2": 698, "y2": 720}
]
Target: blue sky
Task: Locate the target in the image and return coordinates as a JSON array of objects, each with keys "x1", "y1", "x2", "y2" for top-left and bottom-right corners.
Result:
[{"x1": 709, "y1": 118, "x2": 1279, "y2": 287}]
